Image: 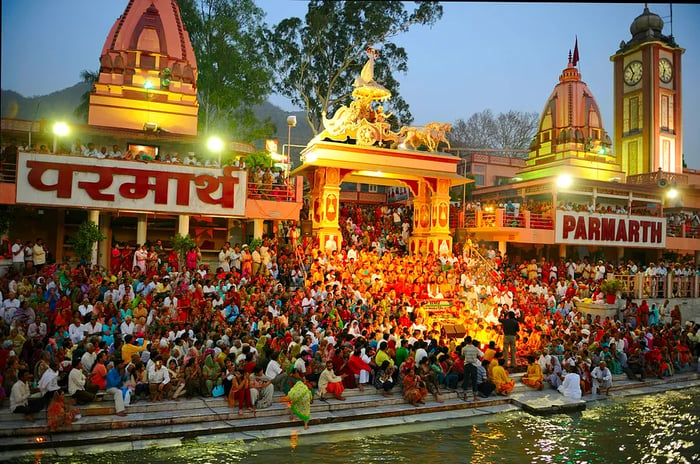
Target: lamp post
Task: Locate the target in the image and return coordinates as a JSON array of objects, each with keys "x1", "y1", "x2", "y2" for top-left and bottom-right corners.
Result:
[
  {"x1": 286, "y1": 115, "x2": 297, "y2": 177},
  {"x1": 53, "y1": 122, "x2": 69, "y2": 154},
  {"x1": 207, "y1": 136, "x2": 224, "y2": 167}
]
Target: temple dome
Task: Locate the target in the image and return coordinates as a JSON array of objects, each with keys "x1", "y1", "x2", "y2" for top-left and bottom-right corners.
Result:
[
  {"x1": 101, "y1": 0, "x2": 197, "y2": 73},
  {"x1": 630, "y1": 7, "x2": 664, "y2": 37},
  {"x1": 518, "y1": 54, "x2": 622, "y2": 182},
  {"x1": 535, "y1": 59, "x2": 610, "y2": 152},
  {"x1": 88, "y1": 0, "x2": 199, "y2": 135}
]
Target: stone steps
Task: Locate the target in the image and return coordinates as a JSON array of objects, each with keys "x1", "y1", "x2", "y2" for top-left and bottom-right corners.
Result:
[{"x1": 2, "y1": 371, "x2": 697, "y2": 454}]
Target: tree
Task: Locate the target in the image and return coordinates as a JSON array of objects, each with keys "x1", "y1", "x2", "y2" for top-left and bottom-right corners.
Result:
[
  {"x1": 179, "y1": 0, "x2": 275, "y2": 141},
  {"x1": 171, "y1": 233, "x2": 196, "y2": 271},
  {"x1": 74, "y1": 69, "x2": 99, "y2": 122},
  {"x1": 69, "y1": 220, "x2": 106, "y2": 265},
  {"x1": 449, "y1": 110, "x2": 539, "y2": 154},
  {"x1": 268, "y1": 1, "x2": 443, "y2": 136}
]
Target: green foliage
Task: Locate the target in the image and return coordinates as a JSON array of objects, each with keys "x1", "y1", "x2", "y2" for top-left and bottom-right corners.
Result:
[
  {"x1": 248, "y1": 237, "x2": 263, "y2": 250},
  {"x1": 73, "y1": 69, "x2": 99, "y2": 122},
  {"x1": 69, "y1": 221, "x2": 106, "y2": 262},
  {"x1": 600, "y1": 278, "x2": 624, "y2": 295},
  {"x1": 244, "y1": 150, "x2": 273, "y2": 169},
  {"x1": 179, "y1": 0, "x2": 275, "y2": 140},
  {"x1": 268, "y1": 0, "x2": 443, "y2": 135},
  {"x1": 171, "y1": 233, "x2": 196, "y2": 269}
]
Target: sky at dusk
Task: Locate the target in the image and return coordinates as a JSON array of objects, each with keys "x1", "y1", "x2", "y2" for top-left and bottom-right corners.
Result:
[{"x1": 2, "y1": 1, "x2": 700, "y2": 166}]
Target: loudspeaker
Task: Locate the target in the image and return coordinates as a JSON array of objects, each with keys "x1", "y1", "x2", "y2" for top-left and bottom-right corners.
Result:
[
  {"x1": 300, "y1": 220, "x2": 312, "y2": 237},
  {"x1": 657, "y1": 178, "x2": 669, "y2": 188},
  {"x1": 443, "y1": 324, "x2": 466, "y2": 338}
]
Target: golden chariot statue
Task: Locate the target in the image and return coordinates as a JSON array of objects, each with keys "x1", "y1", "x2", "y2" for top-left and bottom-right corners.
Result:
[{"x1": 314, "y1": 48, "x2": 452, "y2": 152}]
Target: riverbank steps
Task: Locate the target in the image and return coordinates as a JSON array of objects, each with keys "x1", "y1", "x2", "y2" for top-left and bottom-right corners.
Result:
[{"x1": 2, "y1": 369, "x2": 698, "y2": 459}]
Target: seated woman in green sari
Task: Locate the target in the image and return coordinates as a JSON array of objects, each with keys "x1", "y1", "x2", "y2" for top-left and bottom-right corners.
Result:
[{"x1": 202, "y1": 353, "x2": 222, "y2": 396}]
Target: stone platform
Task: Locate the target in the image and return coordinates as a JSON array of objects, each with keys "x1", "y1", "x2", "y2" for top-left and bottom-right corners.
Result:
[{"x1": 1, "y1": 371, "x2": 698, "y2": 459}]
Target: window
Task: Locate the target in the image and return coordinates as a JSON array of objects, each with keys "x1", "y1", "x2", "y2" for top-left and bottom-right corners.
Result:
[
  {"x1": 628, "y1": 141, "x2": 638, "y2": 175},
  {"x1": 474, "y1": 175, "x2": 485, "y2": 187},
  {"x1": 629, "y1": 96, "x2": 639, "y2": 131},
  {"x1": 661, "y1": 140, "x2": 671, "y2": 171},
  {"x1": 473, "y1": 165, "x2": 486, "y2": 174},
  {"x1": 368, "y1": 184, "x2": 378, "y2": 193},
  {"x1": 660, "y1": 94, "x2": 674, "y2": 131}
]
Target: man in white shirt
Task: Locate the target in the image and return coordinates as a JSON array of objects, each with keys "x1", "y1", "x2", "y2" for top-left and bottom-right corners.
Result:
[
  {"x1": 1, "y1": 292, "x2": 20, "y2": 324},
  {"x1": 264, "y1": 351, "x2": 288, "y2": 392},
  {"x1": 78, "y1": 299, "x2": 94, "y2": 320},
  {"x1": 11, "y1": 370, "x2": 43, "y2": 420},
  {"x1": 38, "y1": 361, "x2": 61, "y2": 406},
  {"x1": 148, "y1": 357, "x2": 171, "y2": 402},
  {"x1": 69, "y1": 316, "x2": 85, "y2": 345},
  {"x1": 68, "y1": 359, "x2": 97, "y2": 404},
  {"x1": 80, "y1": 343, "x2": 97, "y2": 373},
  {"x1": 108, "y1": 144, "x2": 123, "y2": 158},
  {"x1": 11, "y1": 238, "x2": 25, "y2": 270}
]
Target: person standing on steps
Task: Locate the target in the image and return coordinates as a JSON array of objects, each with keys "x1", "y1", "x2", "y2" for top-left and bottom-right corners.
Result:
[
  {"x1": 461, "y1": 337, "x2": 484, "y2": 402},
  {"x1": 499, "y1": 311, "x2": 520, "y2": 368}
]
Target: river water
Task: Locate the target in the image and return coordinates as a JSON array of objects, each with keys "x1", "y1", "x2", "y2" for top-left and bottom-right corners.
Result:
[{"x1": 17, "y1": 387, "x2": 700, "y2": 464}]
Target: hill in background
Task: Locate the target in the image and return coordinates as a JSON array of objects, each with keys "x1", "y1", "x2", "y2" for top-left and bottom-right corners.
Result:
[{"x1": 1, "y1": 84, "x2": 315, "y2": 151}]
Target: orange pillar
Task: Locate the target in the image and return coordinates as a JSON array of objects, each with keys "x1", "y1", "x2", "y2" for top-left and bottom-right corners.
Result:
[
  {"x1": 310, "y1": 167, "x2": 342, "y2": 252},
  {"x1": 408, "y1": 180, "x2": 431, "y2": 256},
  {"x1": 426, "y1": 178, "x2": 452, "y2": 256}
]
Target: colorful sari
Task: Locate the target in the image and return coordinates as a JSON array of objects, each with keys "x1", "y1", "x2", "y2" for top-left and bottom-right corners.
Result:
[
  {"x1": 522, "y1": 362, "x2": 543, "y2": 389},
  {"x1": 284, "y1": 381, "x2": 312, "y2": 423}
]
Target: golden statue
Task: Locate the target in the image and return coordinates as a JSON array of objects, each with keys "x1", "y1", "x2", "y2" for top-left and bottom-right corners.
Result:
[{"x1": 314, "y1": 48, "x2": 451, "y2": 152}]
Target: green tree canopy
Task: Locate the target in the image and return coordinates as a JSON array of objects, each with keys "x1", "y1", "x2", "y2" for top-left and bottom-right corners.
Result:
[
  {"x1": 268, "y1": 1, "x2": 443, "y2": 136},
  {"x1": 179, "y1": 0, "x2": 275, "y2": 141}
]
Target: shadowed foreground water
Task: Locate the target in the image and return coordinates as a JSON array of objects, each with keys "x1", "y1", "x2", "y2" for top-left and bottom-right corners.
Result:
[{"x1": 18, "y1": 387, "x2": 700, "y2": 464}]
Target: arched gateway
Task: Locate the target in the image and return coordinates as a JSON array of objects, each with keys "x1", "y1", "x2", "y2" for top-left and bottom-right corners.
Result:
[{"x1": 290, "y1": 49, "x2": 470, "y2": 255}]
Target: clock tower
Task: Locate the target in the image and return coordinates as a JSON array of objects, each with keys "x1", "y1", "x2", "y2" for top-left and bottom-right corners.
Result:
[{"x1": 611, "y1": 6, "x2": 684, "y2": 175}]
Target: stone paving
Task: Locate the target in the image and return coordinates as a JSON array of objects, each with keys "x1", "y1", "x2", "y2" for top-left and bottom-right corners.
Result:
[{"x1": 2, "y1": 370, "x2": 698, "y2": 459}]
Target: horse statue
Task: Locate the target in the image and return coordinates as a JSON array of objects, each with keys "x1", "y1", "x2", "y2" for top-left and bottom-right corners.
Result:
[{"x1": 395, "y1": 122, "x2": 452, "y2": 152}]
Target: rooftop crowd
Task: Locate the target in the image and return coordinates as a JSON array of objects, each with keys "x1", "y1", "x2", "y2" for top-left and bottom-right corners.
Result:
[{"x1": 0, "y1": 203, "x2": 698, "y2": 427}]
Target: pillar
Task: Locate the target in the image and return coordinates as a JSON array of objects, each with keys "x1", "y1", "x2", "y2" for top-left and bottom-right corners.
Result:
[
  {"x1": 408, "y1": 180, "x2": 431, "y2": 256},
  {"x1": 617, "y1": 246, "x2": 624, "y2": 263},
  {"x1": 136, "y1": 214, "x2": 147, "y2": 246},
  {"x1": 252, "y1": 218, "x2": 264, "y2": 239},
  {"x1": 559, "y1": 244, "x2": 567, "y2": 259},
  {"x1": 310, "y1": 167, "x2": 342, "y2": 252},
  {"x1": 88, "y1": 210, "x2": 99, "y2": 265},
  {"x1": 98, "y1": 212, "x2": 111, "y2": 269},
  {"x1": 426, "y1": 178, "x2": 452, "y2": 256},
  {"x1": 55, "y1": 208, "x2": 65, "y2": 263},
  {"x1": 177, "y1": 215, "x2": 190, "y2": 237},
  {"x1": 498, "y1": 241, "x2": 507, "y2": 256}
]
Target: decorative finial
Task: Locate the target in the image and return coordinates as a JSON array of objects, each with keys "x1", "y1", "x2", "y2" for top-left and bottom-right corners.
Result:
[{"x1": 568, "y1": 50, "x2": 572, "y2": 63}]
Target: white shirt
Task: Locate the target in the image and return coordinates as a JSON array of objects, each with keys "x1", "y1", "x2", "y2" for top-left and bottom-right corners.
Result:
[
  {"x1": 265, "y1": 359, "x2": 283, "y2": 379},
  {"x1": 10, "y1": 379, "x2": 31, "y2": 412},
  {"x1": 11, "y1": 243, "x2": 24, "y2": 263},
  {"x1": 69, "y1": 323, "x2": 85, "y2": 344},
  {"x1": 68, "y1": 368, "x2": 87, "y2": 395}
]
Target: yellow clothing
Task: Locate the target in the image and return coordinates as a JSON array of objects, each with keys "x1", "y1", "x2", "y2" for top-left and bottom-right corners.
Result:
[
  {"x1": 492, "y1": 364, "x2": 515, "y2": 395},
  {"x1": 375, "y1": 349, "x2": 395, "y2": 368},
  {"x1": 122, "y1": 342, "x2": 147, "y2": 363},
  {"x1": 522, "y1": 363, "x2": 543, "y2": 389}
]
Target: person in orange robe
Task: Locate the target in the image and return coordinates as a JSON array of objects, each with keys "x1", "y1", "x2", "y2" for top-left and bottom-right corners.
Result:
[
  {"x1": 492, "y1": 358, "x2": 515, "y2": 396},
  {"x1": 521, "y1": 355, "x2": 544, "y2": 390}
]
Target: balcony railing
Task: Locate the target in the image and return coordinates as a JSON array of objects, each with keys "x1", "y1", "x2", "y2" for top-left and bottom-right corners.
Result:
[
  {"x1": 610, "y1": 273, "x2": 699, "y2": 299},
  {"x1": 626, "y1": 170, "x2": 688, "y2": 186}
]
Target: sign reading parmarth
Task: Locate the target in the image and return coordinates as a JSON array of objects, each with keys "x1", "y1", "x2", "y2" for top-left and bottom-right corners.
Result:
[
  {"x1": 555, "y1": 211, "x2": 666, "y2": 248},
  {"x1": 16, "y1": 153, "x2": 247, "y2": 216}
]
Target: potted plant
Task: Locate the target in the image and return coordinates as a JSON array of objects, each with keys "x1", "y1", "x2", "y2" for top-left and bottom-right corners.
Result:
[{"x1": 600, "y1": 278, "x2": 624, "y2": 304}]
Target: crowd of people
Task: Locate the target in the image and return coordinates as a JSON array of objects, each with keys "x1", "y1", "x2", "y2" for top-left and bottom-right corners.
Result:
[{"x1": 0, "y1": 218, "x2": 698, "y2": 429}]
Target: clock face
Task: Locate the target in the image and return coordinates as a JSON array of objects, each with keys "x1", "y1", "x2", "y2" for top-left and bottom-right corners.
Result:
[
  {"x1": 624, "y1": 61, "x2": 643, "y2": 86},
  {"x1": 659, "y1": 58, "x2": 673, "y2": 83}
]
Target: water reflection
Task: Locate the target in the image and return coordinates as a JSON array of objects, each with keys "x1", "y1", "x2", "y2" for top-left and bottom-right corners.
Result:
[{"x1": 13, "y1": 388, "x2": 700, "y2": 464}]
